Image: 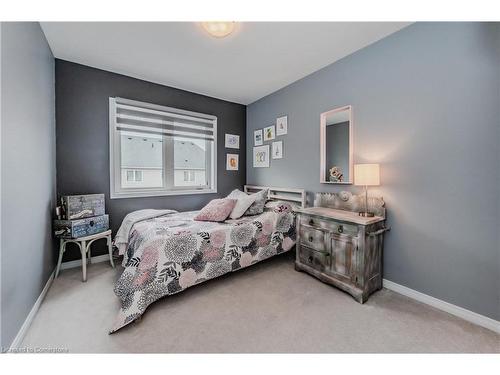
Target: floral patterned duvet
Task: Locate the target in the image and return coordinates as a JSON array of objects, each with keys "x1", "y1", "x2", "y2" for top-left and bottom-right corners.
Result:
[{"x1": 111, "y1": 205, "x2": 296, "y2": 333}]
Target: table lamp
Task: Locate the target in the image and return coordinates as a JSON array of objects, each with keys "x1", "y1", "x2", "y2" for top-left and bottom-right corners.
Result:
[{"x1": 354, "y1": 163, "x2": 380, "y2": 217}]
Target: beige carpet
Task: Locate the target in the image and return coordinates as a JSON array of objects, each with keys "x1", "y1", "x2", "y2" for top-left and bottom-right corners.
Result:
[{"x1": 21, "y1": 253, "x2": 499, "y2": 353}]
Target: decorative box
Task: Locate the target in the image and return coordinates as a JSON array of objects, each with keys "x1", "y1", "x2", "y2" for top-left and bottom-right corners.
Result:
[
  {"x1": 61, "y1": 194, "x2": 105, "y2": 220},
  {"x1": 54, "y1": 214, "x2": 109, "y2": 239}
]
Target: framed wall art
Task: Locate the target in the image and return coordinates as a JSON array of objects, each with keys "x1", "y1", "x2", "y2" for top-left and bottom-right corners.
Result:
[
  {"x1": 225, "y1": 134, "x2": 240, "y2": 149},
  {"x1": 253, "y1": 145, "x2": 270, "y2": 168},
  {"x1": 272, "y1": 141, "x2": 283, "y2": 159},
  {"x1": 276, "y1": 115, "x2": 288, "y2": 136},
  {"x1": 263, "y1": 125, "x2": 275, "y2": 141},
  {"x1": 254, "y1": 129, "x2": 263, "y2": 146},
  {"x1": 226, "y1": 153, "x2": 239, "y2": 170}
]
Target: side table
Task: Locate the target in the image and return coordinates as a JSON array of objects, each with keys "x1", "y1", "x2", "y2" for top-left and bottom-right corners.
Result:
[{"x1": 55, "y1": 229, "x2": 115, "y2": 282}]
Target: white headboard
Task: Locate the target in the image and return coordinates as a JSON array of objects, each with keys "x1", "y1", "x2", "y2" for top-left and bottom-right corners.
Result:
[{"x1": 244, "y1": 185, "x2": 306, "y2": 208}]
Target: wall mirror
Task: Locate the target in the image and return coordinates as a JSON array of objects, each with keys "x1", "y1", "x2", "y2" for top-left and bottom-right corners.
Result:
[{"x1": 320, "y1": 105, "x2": 353, "y2": 184}]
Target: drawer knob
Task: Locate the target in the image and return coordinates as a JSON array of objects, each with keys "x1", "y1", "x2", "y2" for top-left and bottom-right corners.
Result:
[
  {"x1": 309, "y1": 219, "x2": 314, "y2": 225},
  {"x1": 309, "y1": 236, "x2": 313, "y2": 242},
  {"x1": 308, "y1": 256, "x2": 313, "y2": 263},
  {"x1": 338, "y1": 225, "x2": 343, "y2": 233},
  {"x1": 89, "y1": 220, "x2": 95, "y2": 227}
]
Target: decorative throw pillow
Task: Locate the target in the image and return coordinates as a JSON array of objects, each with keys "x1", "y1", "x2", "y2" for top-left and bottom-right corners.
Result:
[
  {"x1": 265, "y1": 200, "x2": 295, "y2": 213},
  {"x1": 244, "y1": 189, "x2": 268, "y2": 216},
  {"x1": 227, "y1": 189, "x2": 258, "y2": 219},
  {"x1": 194, "y1": 199, "x2": 237, "y2": 222}
]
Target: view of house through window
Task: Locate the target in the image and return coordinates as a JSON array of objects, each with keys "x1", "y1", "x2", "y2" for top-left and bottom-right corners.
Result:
[
  {"x1": 120, "y1": 134, "x2": 210, "y2": 190},
  {"x1": 120, "y1": 133, "x2": 163, "y2": 189},
  {"x1": 175, "y1": 137, "x2": 207, "y2": 187}
]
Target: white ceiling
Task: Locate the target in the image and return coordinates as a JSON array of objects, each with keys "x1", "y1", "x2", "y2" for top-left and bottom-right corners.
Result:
[{"x1": 40, "y1": 22, "x2": 410, "y2": 105}]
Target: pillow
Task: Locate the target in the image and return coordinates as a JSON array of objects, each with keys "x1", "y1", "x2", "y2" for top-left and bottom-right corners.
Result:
[
  {"x1": 264, "y1": 200, "x2": 296, "y2": 213},
  {"x1": 194, "y1": 199, "x2": 237, "y2": 222},
  {"x1": 244, "y1": 189, "x2": 268, "y2": 216},
  {"x1": 227, "y1": 189, "x2": 258, "y2": 219}
]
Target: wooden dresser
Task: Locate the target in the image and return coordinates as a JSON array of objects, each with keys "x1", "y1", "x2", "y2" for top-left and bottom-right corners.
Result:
[{"x1": 294, "y1": 191, "x2": 389, "y2": 303}]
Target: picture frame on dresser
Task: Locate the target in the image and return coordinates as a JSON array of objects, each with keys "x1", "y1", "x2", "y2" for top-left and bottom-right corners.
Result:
[{"x1": 294, "y1": 191, "x2": 390, "y2": 303}]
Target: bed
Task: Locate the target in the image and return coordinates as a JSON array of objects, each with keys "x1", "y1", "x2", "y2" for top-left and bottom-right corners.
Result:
[{"x1": 110, "y1": 185, "x2": 306, "y2": 333}]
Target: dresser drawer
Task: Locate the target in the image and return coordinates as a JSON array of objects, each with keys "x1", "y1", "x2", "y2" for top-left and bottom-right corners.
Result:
[
  {"x1": 301, "y1": 215, "x2": 358, "y2": 237},
  {"x1": 298, "y1": 246, "x2": 329, "y2": 272},
  {"x1": 299, "y1": 224, "x2": 327, "y2": 252}
]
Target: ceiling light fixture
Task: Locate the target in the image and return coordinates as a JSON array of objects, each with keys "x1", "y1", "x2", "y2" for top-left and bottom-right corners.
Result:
[{"x1": 201, "y1": 22, "x2": 236, "y2": 38}]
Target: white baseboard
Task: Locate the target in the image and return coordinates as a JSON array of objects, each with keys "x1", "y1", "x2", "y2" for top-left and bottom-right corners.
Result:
[
  {"x1": 8, "y1": 254, "x2": 114, "y2": 351},
  {"x1": 383, "y1": 279, "x2": 500, "y2": 334},
  {"x1": 60, "y1": 254, "x2": 111, "y2": 270},
  {"x1": 9, "y1": 270, "x2": 55, "y2": 350}
]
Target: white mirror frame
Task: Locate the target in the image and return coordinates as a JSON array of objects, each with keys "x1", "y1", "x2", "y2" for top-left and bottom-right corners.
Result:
[{"x1": 320, "y1": 105, "x2": 353, "y2": 184}]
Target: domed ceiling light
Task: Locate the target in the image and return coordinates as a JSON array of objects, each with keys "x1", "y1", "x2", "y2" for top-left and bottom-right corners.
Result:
[{"x1": 201, "y1": 22, "x2": 236, "y2": 38}]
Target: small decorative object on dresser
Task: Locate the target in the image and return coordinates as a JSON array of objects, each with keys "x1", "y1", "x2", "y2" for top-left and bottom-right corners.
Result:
[{"x1": 294, "y1": 191, "x2": 390, "y2": 303}]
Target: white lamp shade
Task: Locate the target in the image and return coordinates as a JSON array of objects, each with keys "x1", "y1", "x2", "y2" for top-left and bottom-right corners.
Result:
[{"x1": 354, "y1": 164, "x2": 380, "y2": 186}]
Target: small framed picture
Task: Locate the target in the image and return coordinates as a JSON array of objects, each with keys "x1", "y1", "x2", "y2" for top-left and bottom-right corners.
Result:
[
  {"x1": 272, "y1": 141, "x2": 283, "y2": 159},
  {"x1": 263, "y1": 125, "x2": 275, "y2": 141},
  {"x1": 226, "y1": 154, "x2": 239, "y2": 170},
  {"x1": 276, "y1": 115, "x2": 288, "y2": 136},
  {"x1": 225, "y1": 134, "x2": 240, "y2": 149},
  {"x1": 254, "y1": 129, "x2": 263, "y2": 146},
  {"x1": 253, "y1": 145, "x2": 270, "y2": 168}
]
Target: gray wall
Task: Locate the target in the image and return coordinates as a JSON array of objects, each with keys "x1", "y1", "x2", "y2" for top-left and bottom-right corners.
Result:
[
  {"x1": 56, "y1": 60, "x2": 246, "y2": 262},
  {"x1": 1, "y1": 22, "x2": 56, "y2": 349},
  {"x1": 247, "y1": 23, "x2": 500, "y2": 320}
]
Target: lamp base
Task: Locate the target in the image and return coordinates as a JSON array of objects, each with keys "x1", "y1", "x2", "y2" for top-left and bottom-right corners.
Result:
[{"x1": 358, "y1": 212, "x2": 375, "y2": 217}]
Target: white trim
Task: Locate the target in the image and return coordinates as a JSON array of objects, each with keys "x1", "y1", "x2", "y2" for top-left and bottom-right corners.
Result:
[
  {"x1": 110, "y1": 188, "x2": 217, "y2": 199},
  {"x1": 244, "y1": 184, "x2": 306, "y2": 208},
  {"x1": 60, "y1": 254, "x2": 111, "y2": 271},
  {"x1": 383, "y1": 279, "x2": 500, "y2": 334},
  {"x1": 116, "y1": 99, "x2": 217, "y2": 122},
  {"x1": 9, "y1": 271, "x2": 55, "y2": 350}
]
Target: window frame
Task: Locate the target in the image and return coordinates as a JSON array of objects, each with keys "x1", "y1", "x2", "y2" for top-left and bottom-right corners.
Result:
[{"x1": 109, "y1": 97, "x2": 217, "y2": 199}]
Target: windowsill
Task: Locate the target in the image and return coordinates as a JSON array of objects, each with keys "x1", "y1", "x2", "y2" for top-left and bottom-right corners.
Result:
[{"x1": 110, "y1": 188, "x2": 217, "y2": 199}]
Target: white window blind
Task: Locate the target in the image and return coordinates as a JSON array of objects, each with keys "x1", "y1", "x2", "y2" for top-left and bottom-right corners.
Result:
[{"x1": 109, "y1": 97, "x2": 217, "y2": 198}]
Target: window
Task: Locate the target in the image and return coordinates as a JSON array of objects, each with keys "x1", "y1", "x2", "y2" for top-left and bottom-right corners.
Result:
[
  {"x1": 183, "y1": 170, "x2": 195, "y2": 182},
  {"x1": 110, "y1": 97, "x2": 217, "y2": 198},
  {"x1": 125, "y1": 169, "x2": 143, "y2": 183}
]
